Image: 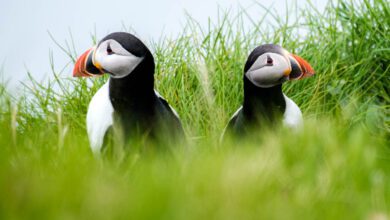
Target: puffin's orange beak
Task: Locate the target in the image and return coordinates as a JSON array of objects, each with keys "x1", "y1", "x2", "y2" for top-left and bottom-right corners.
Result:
[
  {"x1": 289, "y1": 54, "x2": 315, "y2": 80},
  {"x1": 73, "y1": 47, "x2": 104, "y2": 77}
]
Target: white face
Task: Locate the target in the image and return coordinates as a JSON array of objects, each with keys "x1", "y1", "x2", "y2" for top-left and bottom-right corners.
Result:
[
  {"x1": 93, "y1": 39, "x2": 144, "y2": 78},
  {"x1": 245, "y1": 52, "x2": 292, "y2": 88}
]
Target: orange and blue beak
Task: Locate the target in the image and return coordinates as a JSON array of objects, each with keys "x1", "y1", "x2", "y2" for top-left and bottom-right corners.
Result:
[
  {"x1": 73, "y1": 47, "x2": 104, "y2": 77},
  {"x1": 288, "y1": 54, "x2": 315, "y2": 80}
]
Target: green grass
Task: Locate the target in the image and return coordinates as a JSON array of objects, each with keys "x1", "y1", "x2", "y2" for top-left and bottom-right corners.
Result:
[{"x1": 1, "y1": 0, "x2": 389, "y2": 219}]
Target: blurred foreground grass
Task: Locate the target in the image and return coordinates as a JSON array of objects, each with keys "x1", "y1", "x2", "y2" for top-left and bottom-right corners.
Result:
[
  {"x1": 0, "y1": 0, "x2": 389, "y2": 219},
  {"x1": 0, "y1": 119, "x2": 389, "y2": 219}
]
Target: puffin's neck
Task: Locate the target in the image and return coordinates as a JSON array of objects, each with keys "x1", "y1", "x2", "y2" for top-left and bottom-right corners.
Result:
[
  {"x1": 109, "y1": 56, "x2": 156, "y2": 112},
  {"x1": 243, "y1": 77, "x2": 286, "y2": 119}
]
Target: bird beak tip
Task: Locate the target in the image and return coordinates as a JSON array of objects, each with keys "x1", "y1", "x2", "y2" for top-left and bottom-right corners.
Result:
[
  {"x1": 73, "y1": 48, "x2": 98, "y2": 77},
  {"x1": 289, "y1": 54, "x2": 315, "y2": 80}
]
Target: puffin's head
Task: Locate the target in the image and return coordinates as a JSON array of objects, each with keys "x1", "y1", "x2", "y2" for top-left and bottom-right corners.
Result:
[
  {"x1": 244, "y1": 44, "x2": 315, "y2": 88},
  {"x1": 73, "y1": 32, "x2": 153, "y2": 78}
]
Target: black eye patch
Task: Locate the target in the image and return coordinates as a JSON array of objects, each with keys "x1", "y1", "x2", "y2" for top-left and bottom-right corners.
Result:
[
  {"x1": 266, "y1": 55, "x2": 273, "y2": 64},
  {"x1": 106, "y1": 43, "x2": 114, "y2": 55}
]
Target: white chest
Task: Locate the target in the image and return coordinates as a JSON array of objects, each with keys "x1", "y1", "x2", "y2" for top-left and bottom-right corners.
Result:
[
  {"x1": 86, "y1": 81, "x2": 114, "y2": 153},
  {"x1": 282, "y1": 94, "x2": 303, "y2": 128}
]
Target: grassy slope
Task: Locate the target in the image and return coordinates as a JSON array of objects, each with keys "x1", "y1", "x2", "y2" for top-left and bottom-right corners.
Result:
[{"x1": 0, "y1": 0, "x2": 389, "y2": 219}]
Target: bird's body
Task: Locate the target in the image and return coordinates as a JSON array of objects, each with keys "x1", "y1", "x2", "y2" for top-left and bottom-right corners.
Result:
[
  {"x1": 223, "y1": 44, "x2": 314, "y2": 138},
  {"x1": 74, "y1": 32, "x2": 184, "y2": 153},
  {"x1": 224, "y1": 90, "x2": 302, "y2": 136},
  {"x1": 86, "y1": 81, "x2": 182, "y2": 153}
]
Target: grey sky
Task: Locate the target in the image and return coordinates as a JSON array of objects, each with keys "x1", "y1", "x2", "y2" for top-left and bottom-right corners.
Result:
[{"x1": 0, "y1": 0, "x2": 326, "y2": 88}]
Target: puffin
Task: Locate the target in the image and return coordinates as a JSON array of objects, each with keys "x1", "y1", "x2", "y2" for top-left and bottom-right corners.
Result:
[
  {"x1": 73, "y1": 32, "x2": 184, "y2": 154},
  {"x1": 222, "y1": 44, "x2": 315, "y2": 138}
]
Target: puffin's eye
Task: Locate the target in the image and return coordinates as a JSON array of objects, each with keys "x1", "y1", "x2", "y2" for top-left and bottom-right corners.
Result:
[
  {"x1": 266, "y1": 55, "x2": 273, "y2": 64},
  {"x1": 107, "y1": 44, "x2": 114, "y2": 55}
]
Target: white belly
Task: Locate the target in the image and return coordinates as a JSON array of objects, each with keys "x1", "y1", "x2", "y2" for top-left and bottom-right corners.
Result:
[
  {"x1": 283, "y1": 94, "x2": 303, "y2": 128},
  {"x1": 86, "y1": 81, "x2": 114, "y2": 153}
]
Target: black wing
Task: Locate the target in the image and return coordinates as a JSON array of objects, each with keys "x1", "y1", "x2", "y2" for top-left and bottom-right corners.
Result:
[
  {"x1": 157, "y1": 95, "x2": 185, "y2": 137},
  {"x1": 221, "y1": 107, "x2": 242, "y2": 139}
]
